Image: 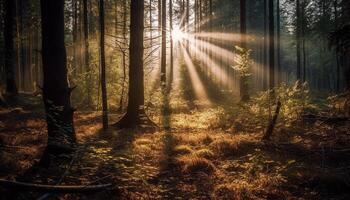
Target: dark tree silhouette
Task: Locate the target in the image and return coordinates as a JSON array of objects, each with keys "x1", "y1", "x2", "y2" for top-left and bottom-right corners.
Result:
[
  {"x1": 240, "y1": 0, "x2": 249, "y2": 101},
  {"x1": 268, "y1": 0, "x2": 275, "y2": 90},
  {"x1": 161, "y1": 0, "x2": 167, "y2": 86},
  {"x1": 83, "y1": 0, "x2": 91, "y2": 107},
  {"x1": 99, "y1": 0, "x2": 108, "y2": 129},
  {"x1": 40, "y1": 0, "x2": 76, "y2": 166},
  {"x1": 4, "y1": 0, "x2": 18, "y2": 95}
]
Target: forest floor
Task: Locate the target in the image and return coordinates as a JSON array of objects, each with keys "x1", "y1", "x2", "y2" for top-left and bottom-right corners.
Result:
[{"x1": 1, "y1": 65, "x2": 350, "y2": 199}]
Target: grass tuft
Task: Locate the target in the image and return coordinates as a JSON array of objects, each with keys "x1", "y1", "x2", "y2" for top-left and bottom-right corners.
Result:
[
  {"x1": 214, "y1": 183, "x2": 251, "y2": 200},
  {"x1": 177, "y1": 155, "x2": 215, "y2": 175},
  {"x1": 202, "y1": 134, "x2": 214, "y2": 145},
  {"x1": 210, "y1": 139, "x2": 238, "y2": 157},
  {"x1": 194, "y1": 148, "x2": 215, "y2": 159},
  {"x1": 173, "y1": 145, "x2": 193, "y2": 155}
]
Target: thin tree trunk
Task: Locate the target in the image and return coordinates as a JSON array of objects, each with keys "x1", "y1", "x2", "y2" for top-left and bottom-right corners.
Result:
[
  {"x1": 83, "y1": 0, "x2": 91, "y2": 107},
  {"x1": 186, "y1": 0, "x2": 189, "y2": 51},
  {"x1": 296, "y1": 0, "x2": 301, "y2": 80},
  {"x1": 263, "y1": 0, "x2": 268, "y2": 90},
  {"x1": 269, "y1": 0, "x2": 275, "y2": 90},
  {"x1": 72, "y1": 0, "x2": 78, "y2": 76},
  {"x1": 334, "y1": 0, "x2": 340, "y2": 91},
  {"x1": 160, "y1": 0, "x2": 166, "y2": 85},
  {"x1": 158, "y1": 0, "x2": 161, "y2": 31},
  {"x1": 277, "y1": 0, "x2": 281, "y2": 84},
  {"x1": 99, "y1": 0, "x2": 108, "y2": 129},
  {"x1": 240, "y1": 0, "x2": 249, "y2": 101},
  {"x1": 169, "y1": 0, "x2": 173, "y2": 82}
]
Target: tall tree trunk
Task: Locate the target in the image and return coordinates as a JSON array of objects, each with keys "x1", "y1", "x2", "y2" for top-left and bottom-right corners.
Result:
[
  {"x1": 40, "y1": 0, "x2": 76, "y2": 167},
  {"x1": 72, "y1": 0, "x2": 78, "y2": 76},
  {"x1": 296, "y1": 0, "x2": 301, "y2": 80},
  {"x1": 160, "y1": 0, "x2": 166, "y2": 86},
  {"x1": 263, "y1": 0, "x2": 268, "y2": 90},
  {"x1": 119, "y1": 0, "x2": 127, "y2": 112},
  {"x1": 276, "y1": 0, "x2": 281, "y2": 84},
  {"x1": 158, "y1": 0, "x2": 161, "y2": 31},
  {"x1": 149, "y1": 0, "x2": 153, "y2": 44},
  {"x1": 268, "y1": 0, "x2": 275, "y2": 90},
  {"x1": 240, "y1": 0, "x2": 249, "y2": 101},
  {"x1": 186, "y1": 0, "x2": 189, "y2": 51},
  {"x1": 4, "y1": 0, "x2": 18, "y2": 95},
  {"x1": 334, "y1": 0, "x2": 340, "y2": 91},
  {"x1": 169, "y1": 0, "x2": 173, "y2": 82},
  {"x1": 301, "y1": 0, "x2": 306, "y2": 83},
  {"x1": 99, "y1": 0, "x2": 108, "y2": 129},
  {"x1": 83, "y1": 0, "x2": 91, "y2": 107},
  {"x1": 114, "y1": 0, "x2": 155, "y2": 128}
]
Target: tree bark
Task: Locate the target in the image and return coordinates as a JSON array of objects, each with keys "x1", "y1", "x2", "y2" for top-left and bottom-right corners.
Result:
[
  {"x1": 83, "y1": 0, "x2": 91, "y2": 107},
  {"x1": 99, "y1": 0, "x2": 109, "y2": 129},
  {"x1": 40, "y1": 0, "x2": 76, "y2": 167},
  {"x1": 262, "y1": 101, "x2": 281, "y2": 141},
  {"x1": 160, "y1": 0, "x2": 166, "y2": 85},
  {"x1": 169, "y1": 0, "x2": 173, "y2": 81},
  {"x1": 118, "y1": 0, "x2": 127, "y2": 112},
  {"x1": 4, "y1": 0, "x2": 18, "y2": 95},
  {"x1": 239, "y1": 0, "x2": 249, "y2": 101},
  {"x1": 296, "y1": 0, "x2": 301, "y2": 80},
  {"x1": 263, "y1": 0, "x2": 268, "y2": 90},
  {"x1": 276, "y1": 0, "x2": 281, "y2": 84},
  {"x1": 114, "y1": 0, "x2": 155, "y2": 128},
  {"x1": 268, "y1": 0, "x2": 275, "y2": 90}
]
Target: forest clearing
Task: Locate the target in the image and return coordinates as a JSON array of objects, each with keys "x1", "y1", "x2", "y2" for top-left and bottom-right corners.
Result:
[{"x1": 0, "y1": 0, "x2": 350, "y2": 199}]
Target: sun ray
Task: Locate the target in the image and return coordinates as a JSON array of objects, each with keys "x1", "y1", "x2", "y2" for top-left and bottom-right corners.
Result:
[{"x1": 180, "y1": 43, "x2": 211, "y2": 106}]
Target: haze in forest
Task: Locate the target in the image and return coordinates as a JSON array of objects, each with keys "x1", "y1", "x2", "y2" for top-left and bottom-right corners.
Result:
[{"x1": 0, "y1": 0, "x2": 349, "y2": 199}]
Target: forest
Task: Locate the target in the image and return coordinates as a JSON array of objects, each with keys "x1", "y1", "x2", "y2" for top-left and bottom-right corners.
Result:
[{"x1": 0, "y1": 0, "x2": 349, "y2": 199}]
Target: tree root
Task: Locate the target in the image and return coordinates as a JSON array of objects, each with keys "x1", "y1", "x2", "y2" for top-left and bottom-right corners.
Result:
[
  {"x1": 0, "y1": 179, "x2": 112, "y2": 193},
  {"x1": 113, "y1": 109, "x2": 158, "y2": 131}
]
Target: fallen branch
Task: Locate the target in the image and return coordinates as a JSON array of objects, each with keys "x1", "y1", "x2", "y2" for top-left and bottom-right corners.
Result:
[
  {"x1": 262, "y1": 101, "x2": 282, "y2": 141},
  {"x1": 0, "y1": 179, "x2": 112, "y2": 193}
]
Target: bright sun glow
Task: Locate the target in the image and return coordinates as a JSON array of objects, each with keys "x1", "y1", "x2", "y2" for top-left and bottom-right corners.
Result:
[{"x1": 172, "y1": 26, "x2": 184, "y2": 42}]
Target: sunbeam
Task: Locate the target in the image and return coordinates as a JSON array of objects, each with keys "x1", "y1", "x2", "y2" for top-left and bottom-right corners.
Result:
[
  {"x1": 193, "y1": 32, "x2": 252, "y2": 43},
  {"x1": 180, "y1": 44, "x2": 211, "y2": 106}
]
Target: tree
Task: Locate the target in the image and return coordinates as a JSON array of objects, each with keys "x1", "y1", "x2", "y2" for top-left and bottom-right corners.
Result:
[
  {"x1": 160, "y1": 0, "x2": 166, "y2": 85},
  {"x1": 83, "y1": 0, "x2": 91, "y2": 107},
  {"x1": 114, "y1": 0, "x2": 155, "y2": 128},
  {"x1": 4, "y1": 0, "x2": 18, "y2": 95},
  {"x1": 169, "y1": 0, "x2": 173, "y2": 77},
  {"x1": 99, "y1": 0, "x2": 108, "y2": 129},
  {"x1": 239, "y1": 0, "x2": 249, "y2": 101},
  {"x1": 276, "y1": 0, "x2": 281, "y2": 84},
  {"x1": 118, "y1": 0, "x2": 128, "y2": 112},
  {"x1": 268, "y1": 0, "x2": 275, "y2": 90},
  {"x1": 296, "y1": 0, "x2": 301, "y2": 80},
  {"x1": 263, "y1": 0, "x2": 268, "y2": 90},
  {"x1": 40, "y1": 0, "x2": 76, "y2": 166}
]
